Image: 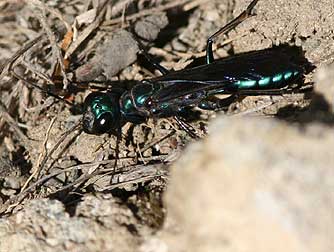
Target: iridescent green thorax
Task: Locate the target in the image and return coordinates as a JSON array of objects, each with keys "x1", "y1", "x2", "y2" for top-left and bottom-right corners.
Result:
[
  {"x1": 118, "y1": 80, "x2": 161, "y2": 123},
  {"x1": 131, "y1": 81, "x2": 157, "y2": 107},
  {"x1": 119, "y1": 92, "x2": 147, "y2": 123}
]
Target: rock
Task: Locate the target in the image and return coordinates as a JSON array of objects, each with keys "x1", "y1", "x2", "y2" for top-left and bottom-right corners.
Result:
[
  {"x1": 0, "y1": 196, "x2": 146, "y2": 252},
  {"x1": 74, "y1": 12, "x2": 169, "y2": 81},
  {"x1": 160, "y1": 116, "x2": 334, "y2": 252},
  {"x1": 314, "y1": 64, "x2": 334, "y2": 112}
]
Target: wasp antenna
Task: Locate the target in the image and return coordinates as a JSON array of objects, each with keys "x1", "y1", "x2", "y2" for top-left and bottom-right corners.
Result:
[{"x1": 11, "y1": 70, "x2": 74, "y2": 107}]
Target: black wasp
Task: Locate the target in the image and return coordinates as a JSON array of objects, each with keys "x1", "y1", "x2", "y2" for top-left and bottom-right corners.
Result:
[{"x1": 81, "y1": 0, "x2": 308, "y2": 136}]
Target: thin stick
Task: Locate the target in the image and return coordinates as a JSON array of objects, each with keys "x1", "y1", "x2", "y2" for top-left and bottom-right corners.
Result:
[
  {"x1": 0, "y1": 100, "x2": 30, "y2": 145},
  {"x1": 0, "y1": 33, "x2": 44, "y2": 81},
  {"x1": 29, "y1": 0, "x2": 69, "y2": 88},
  {"x1": 139, "y1": 129, "x2": 176, "y2": 154},
  {"x1": 64, "y1": 0, "x2": 111, "y2": 59},
  {"x1": 36, "y1": 120, "x2": 82, "y2": 177},
  {"x1": 20, "y1": 117, "x2": 56, "y2": 192},
  {"x1": 102, "y1": 0, "x2": 191, "y2": 26}
]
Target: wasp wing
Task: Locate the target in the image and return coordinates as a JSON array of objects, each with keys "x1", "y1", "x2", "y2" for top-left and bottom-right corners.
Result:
[{"x1": 149, "y1": 49, "x2": 304, "y2": 103}]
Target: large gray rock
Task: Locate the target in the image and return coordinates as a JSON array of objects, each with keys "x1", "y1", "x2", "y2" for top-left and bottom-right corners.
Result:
[{"x1": 160, "y1": 117, "x2": 334, "y2": 252}]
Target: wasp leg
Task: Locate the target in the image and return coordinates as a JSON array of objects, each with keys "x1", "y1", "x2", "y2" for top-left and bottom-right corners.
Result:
[
  {"x1": 206, "y1": 0, "x2": 259, "y2": 64},
  {"x1": 174, "y1": 116, "x2": 199, "y2": 139},
  {"x1": 134, "y1": 35, "x2": 170, "y2": 75},
  {"x1": 139, "y1": 46, "x2": 170, "y2": 75},
  {"x1": 198, "y1": 95, "x2": 238, "y2": 110},
  {"x1": 111, "y1": 127, "x2": 122, "y2": 184}
]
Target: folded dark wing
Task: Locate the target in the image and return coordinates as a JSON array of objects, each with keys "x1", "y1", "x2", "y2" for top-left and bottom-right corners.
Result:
[{"x1": 150, "y1": 50, "x2": 303, "y2": 103}]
